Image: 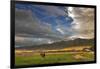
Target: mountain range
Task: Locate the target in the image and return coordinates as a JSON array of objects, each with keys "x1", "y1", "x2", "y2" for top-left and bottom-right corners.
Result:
[{"x1": 16, "y1": 38, "x2": 94, "y2": 50}]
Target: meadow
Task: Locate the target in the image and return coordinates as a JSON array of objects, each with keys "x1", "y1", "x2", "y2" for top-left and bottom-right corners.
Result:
[{"x1": 15, "y1": 50, "x2": 94, "y2": 66}]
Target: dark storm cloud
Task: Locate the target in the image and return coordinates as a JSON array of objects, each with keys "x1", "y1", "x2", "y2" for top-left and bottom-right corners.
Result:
[
  {"x1": 15, "y1": 8, "x2": 54, "y2": 36},
  {"x1": 15, "y1": 8, "x2": 65, "y2": 46}
]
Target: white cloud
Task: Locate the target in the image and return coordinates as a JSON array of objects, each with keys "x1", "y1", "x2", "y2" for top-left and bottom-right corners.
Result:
[
  {"x1": 56, "y1": 28, "x2": 65, "y2": 34},
  {"x1": 71, "y1": 22, "x2": 80, "y2": 30},
  {"x1": 68, "y1": 7, "x2": 73, "y2": 11},
  {"x1": 47, "y1": 40, "x2": 54, "y2": 44}
]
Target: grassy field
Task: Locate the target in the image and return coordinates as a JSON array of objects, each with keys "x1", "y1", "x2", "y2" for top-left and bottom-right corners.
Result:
[{"x1": 15, "y1": 51, "x2": 94, "y2": 66}]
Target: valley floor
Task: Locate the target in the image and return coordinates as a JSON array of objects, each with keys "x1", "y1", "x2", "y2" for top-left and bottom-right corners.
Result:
[{"x1": 15, "y1": 49, "x2": 94, "y2": 66}]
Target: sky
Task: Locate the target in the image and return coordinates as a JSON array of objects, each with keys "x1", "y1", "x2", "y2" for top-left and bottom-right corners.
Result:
[{"x1": 15, "y1": 3, "x2": 94, "y2": 47}]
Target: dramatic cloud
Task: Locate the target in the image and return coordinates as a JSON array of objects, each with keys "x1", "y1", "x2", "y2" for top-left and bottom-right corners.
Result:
[
  {"x1": 15, "y1": 6, "x2": 65, "y2": 46},
  {"x1": 15, "y1": 36, "x2": 55, "y2": 46},
  {"x1": 33, "y1": 5, "x2": 67, "y2": 16},
  {"x1": 15, "y1": 8, "x2": 54, "y2": 35},
  {"x1": 68, "y1": 7, "x2": 94, "y2": 39},
  {"x1": 15, "y1": 4, "x2": 95, "y2": 47}
]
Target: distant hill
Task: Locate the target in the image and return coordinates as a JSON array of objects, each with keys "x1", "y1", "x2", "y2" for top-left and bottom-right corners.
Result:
[{"x1": 16, "y1": 38, "x2": 94, "y2": 50}]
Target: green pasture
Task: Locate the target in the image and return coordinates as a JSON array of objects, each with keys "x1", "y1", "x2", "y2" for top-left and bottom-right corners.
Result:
[{"x1": 15, "y1": 52, "x2": 94, "y2": 66}]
